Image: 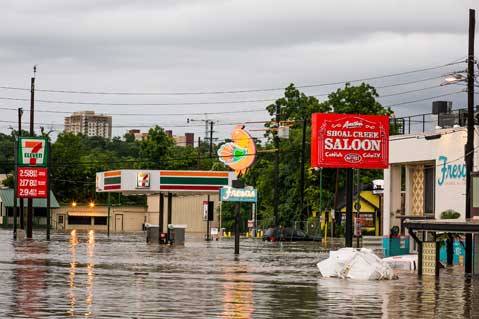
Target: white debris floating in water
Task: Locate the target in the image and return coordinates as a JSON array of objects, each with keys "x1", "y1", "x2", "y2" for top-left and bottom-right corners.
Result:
[{"x1": 317, "y1": 248, "x2": 396, "y2": 280}]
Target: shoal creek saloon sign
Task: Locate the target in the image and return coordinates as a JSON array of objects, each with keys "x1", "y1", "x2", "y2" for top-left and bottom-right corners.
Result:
[
  {"x1": 220, "y1": 186, "x2": 257, "y2": 202},
  {"x1": 311, "y1": 113, "x2": 389, "y2": 169}
]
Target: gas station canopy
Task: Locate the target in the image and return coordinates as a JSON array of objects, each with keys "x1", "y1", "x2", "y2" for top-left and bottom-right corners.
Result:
[{"x1": 96, "y1": 170, "x2": 236, "y2": 195}]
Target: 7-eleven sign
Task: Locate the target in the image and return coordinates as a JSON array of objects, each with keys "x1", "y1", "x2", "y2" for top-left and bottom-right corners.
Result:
[{"x1": 18, "y1": 137, "x2": 48, "y2": 167}]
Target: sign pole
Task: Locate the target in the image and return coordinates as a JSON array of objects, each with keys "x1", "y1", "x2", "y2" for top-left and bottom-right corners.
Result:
[
  {"x1": 13, "y1": 137, "x2": 18, "y2": 240},
  {"x1": 107, "y1": 192, "x2": 111, "y2": 237},
  {"x1": 46, "y1": 142, "x2": 50, "y2": 240},
  {"x1": 234, "y1": 201, "x2": 240, "y2": 254},
  {"x1": 345, "y1": 168, "x2": 353, "y2": 247},
  {"x1": 219, "y1": 201, "x2": 222, "y2": 240},
  {"x1": 159, "y1": 193, "x2": 164, "y2": 242},
  {"x1": 206, "y1": 194, "x2": 210, "y2": 241},
  {"x1": 167, "y1": 192, "x2": 172, "y2": 243}
]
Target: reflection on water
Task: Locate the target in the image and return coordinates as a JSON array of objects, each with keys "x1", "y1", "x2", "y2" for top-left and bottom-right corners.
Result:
[
  {"x1": 12, "y1": 240, "x2": 48, "y2": 318},
  {"x1": 68, "y1": 230, "x2": 77, "y2": 317},
  {"x1": 222, "y1": 264, "x2": 254, "y2": 318},
  {"x1": 0, "y1": 229, "x2": 478, "y2": 318}
]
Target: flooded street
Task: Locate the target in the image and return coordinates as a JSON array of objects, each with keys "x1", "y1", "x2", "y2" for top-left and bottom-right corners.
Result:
[{"x1": 0, "y1": 229, "x2": 478, "y2": 318}]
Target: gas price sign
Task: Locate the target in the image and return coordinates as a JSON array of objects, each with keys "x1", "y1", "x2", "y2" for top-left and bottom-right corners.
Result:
[{"x1": 17, "y1": 167, "x2": 48, "y2": 198}]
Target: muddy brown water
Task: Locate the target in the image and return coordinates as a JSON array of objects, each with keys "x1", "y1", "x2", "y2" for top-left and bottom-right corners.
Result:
[{"x1": 0, "y1": 229, "x2": 478, "y2": 318}]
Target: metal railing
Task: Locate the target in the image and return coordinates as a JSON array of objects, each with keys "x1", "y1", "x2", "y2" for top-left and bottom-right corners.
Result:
[{"x1": 390, "y1": 108, "x2": 471, "y2": 135}]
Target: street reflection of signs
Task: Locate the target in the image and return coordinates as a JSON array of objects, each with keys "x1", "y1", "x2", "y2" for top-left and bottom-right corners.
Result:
[
  {"x1": 422, "y1": 242, "x2": 437, "y2": 276},
  {"x1": 222, "y1": 265, "x2": 254, "y2": 318}
]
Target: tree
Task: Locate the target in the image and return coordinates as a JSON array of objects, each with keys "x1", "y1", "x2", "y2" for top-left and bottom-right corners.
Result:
[
  {"x1": 236, "y1": 83, "x2": 392, "y2": 229},
  {"x1": 137, "y1": 126, "x2": 175, "y2": 169},
  {"x1": 320, "y1": 82, "x2": 394, "y2": 193},
  {"x1": 321, "y1": 82, "x2": 393, "y2": 116},
  {"x1": 242, "y1": 84, "x2": 331, "y2": 227}
]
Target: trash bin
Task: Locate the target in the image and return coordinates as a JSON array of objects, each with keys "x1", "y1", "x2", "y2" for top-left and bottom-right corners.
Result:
[
  {"x1": 168, "y1": 224, "x2": 187, "y2": 245},
  {"x1": 145, "y1": 224, "x2": 159, "y2": 243}
]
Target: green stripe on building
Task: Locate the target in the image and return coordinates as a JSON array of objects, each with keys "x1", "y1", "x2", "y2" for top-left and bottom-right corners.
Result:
[
  {"x1": 160, "y1": 177, "x2": 228, "y2": 186},
  {"x1": 104, "y1": 176, "x2": 121, "y2": 185}
]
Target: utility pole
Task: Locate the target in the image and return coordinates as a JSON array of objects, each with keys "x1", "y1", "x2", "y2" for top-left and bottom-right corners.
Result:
[
  {"x1": 299, "y1": 117, "x2": 307, "y2": 222},
  {"x1": 273, "y1": 103, "x2": 280, "y2": 227},
  {"x1": 197, "y1": 137, "x2": 201, "y2": 169},
  {"x1": 209, "y1": 121, "x2": 214, "y2": 158},
  {"x1": 18, "y1": 109, "x2": 24, "y2": 230},
  {"x1": 27, "y1": 66, "x2": 36, "y2": 239},
  {"x1": 465, "y1": 8, "x2": 475, "y2": 274},
  {"x1": 13, "y1": 119, "x2": 18, "y2": 240},
  {"x1": 187, "y1": 117, "x2": 216, "y2": 159}
]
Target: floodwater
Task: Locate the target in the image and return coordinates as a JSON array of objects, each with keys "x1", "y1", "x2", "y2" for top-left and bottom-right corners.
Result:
[{"x1": 0, "y1": 230, "x2": 478, "y2": 319}]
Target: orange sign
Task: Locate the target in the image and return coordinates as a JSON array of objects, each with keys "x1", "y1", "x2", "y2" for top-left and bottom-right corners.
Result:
[{"x1": 217, "y1": 125, "x2": 256, "y2": 176}]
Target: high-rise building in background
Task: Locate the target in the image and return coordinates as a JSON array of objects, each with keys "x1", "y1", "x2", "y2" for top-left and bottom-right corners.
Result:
[
  {"x1": 165, "y1": 130, "x2": 195, "y2": 147},
  {"x1": 64, "y1": 111, "x2": 112, "y2": 139},
  {"x1": 126, "y1": 129, "x2": 149, "y2": 141}
]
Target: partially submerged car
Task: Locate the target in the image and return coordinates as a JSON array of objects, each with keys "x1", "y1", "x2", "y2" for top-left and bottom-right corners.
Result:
[{"x1": 262, "y1": 227, "x2": 321, "y2": 242}]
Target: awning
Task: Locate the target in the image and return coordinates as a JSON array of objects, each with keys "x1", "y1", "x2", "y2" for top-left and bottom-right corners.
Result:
[
  {"x1": 404, "y1": 219, "x2": 479, "y2": 233},
  {"x1": 0, "y1": 188, "x2": 60, "y2": 208},
  {"x1": 67, "y1": 211, "x2": 107, "y2": 217}
]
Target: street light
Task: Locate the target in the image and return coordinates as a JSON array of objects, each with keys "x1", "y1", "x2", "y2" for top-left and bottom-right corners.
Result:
[
  {"x1": 443, "y1": 72, "x2": 467, "y2": 84},
  {"x1": 442, "y1": 71, "x2": 479, "y2": 86}
]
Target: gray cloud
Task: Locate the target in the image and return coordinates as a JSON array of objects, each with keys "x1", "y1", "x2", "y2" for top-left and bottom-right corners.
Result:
[{"x1": 0, "y1": 0, "x2": 477, "y2": 140}]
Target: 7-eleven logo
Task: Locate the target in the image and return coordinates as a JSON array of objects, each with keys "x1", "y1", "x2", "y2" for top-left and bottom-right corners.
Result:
[
  {"x1": 20, "y1": 138, "x2": 46, "y2": 166},
  {"x1": 137, "y1": 172, "x2": 150, "y2": 188}
]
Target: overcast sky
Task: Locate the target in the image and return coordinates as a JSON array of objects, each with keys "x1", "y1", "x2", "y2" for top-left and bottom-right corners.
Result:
[{"x1": 0, "y1": 0, "x2": 478, "y2": 143}]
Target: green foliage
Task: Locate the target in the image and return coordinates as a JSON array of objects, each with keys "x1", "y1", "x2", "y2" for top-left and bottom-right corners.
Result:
[
  {"x1": 321, "y1": 82, "x2": 393, "y2": 116},
  {"x1": 226, "y1": 82, "x2": 392, "y2": 229},
  {"x1": 138, "y1": 126, "x2": 175, "y2": 169},
  {"x1": 440, "y1": 209, "x2": 461, "y2": 219},
  {"x1": 0, "y1": 133, "x2": 15, "y2": 175},
  {"x1": 2, "y1": 174, "x2": 13, "y2": 188}
]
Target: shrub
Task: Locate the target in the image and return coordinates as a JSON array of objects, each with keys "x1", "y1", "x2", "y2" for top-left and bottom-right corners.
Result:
[{"x1": 440, "y1": 209, "x2": 461, "y2": 219}]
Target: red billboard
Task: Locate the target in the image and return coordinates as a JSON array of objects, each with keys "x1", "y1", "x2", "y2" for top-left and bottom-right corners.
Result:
[
  {"x1": 17, "y1": 167, "x2": 48, "y2": 198},
  {"x1": 311, "y1": 113, "x2": 389, "y2": 169}
]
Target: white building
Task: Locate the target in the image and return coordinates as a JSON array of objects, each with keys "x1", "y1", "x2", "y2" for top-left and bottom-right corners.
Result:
[
  {"x1": 382, "y1": 126, "x2": 479, "y2": 256},
  {"x1": 64, "y1": 111, "x2": 112, "y2": 139}
]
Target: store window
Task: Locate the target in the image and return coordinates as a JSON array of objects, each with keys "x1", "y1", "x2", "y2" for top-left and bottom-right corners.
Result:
[
  {"x1": 68, "y1": 216, "x2": 92, "y2": 225},
  {"x1": 424, "y1": 164, "x2": 435, "y2": 215},
  {"x1": 94, "y1": 217, "x2": 107, "y2": 225}
]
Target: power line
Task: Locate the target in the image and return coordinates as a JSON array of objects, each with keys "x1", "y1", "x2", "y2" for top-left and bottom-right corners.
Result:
[
  {"x1": 383, "y1": 90, "x2": 464, "y2": 108},
  {"x1": 0, "y1": 60, "x2": 464, "y2": 96},
  {"x1": 0, "y1": 83, "x2": 454, "y2": 107},
  {"x1": 378, "y1": 84, "x2": 443, "y2": 98},
  {"x1": 0, "y1": 90, "x2": 465, "y2": 129}
]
